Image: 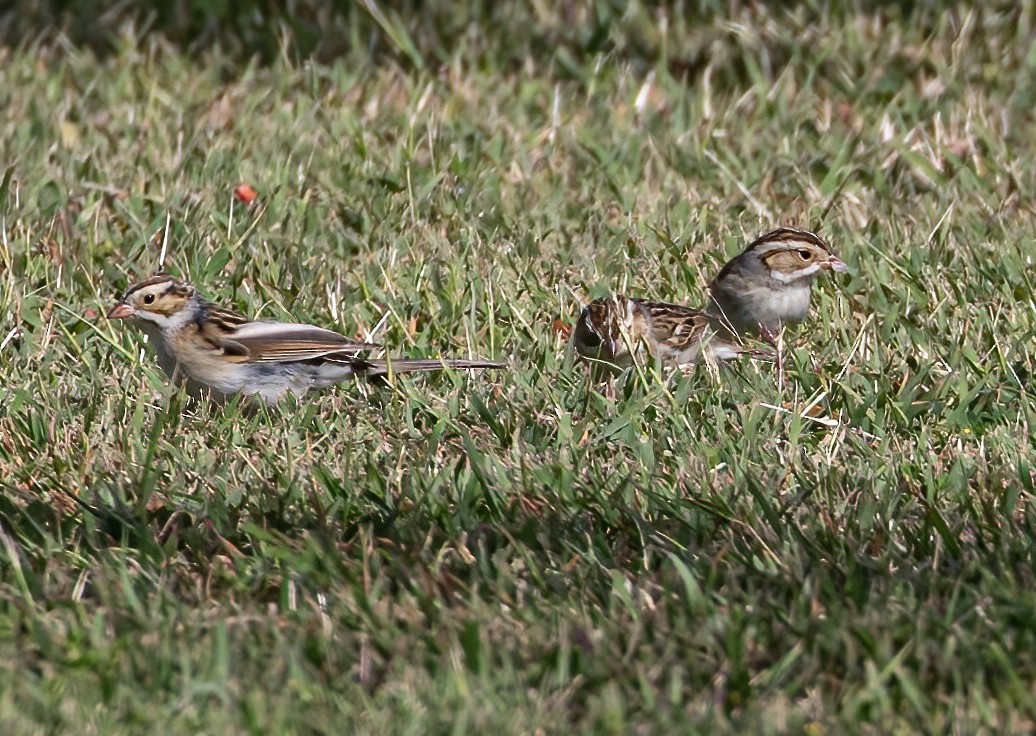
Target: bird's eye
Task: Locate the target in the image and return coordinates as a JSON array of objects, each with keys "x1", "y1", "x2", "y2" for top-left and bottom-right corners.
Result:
[
  {"x1": 143, "y1": 294, "x2": 156, "y2": 304},
  {"x1": 798, "y1": 249, "x2": 813, "y2": 260}
]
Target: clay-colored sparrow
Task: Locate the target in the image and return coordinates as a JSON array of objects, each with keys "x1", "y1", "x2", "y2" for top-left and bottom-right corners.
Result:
[
  {"x1": 108, "y1": 274, "x2": 504, "y2": 404},
  {"x1": 571, "y1": 227, "x2": 848, "y2": 367}
]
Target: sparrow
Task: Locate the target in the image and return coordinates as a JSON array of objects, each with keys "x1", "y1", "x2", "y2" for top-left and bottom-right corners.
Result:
[
  {"x1": 571, "y1": 227, "x2": 848, "y2": 367},
  {"x1": 107, "y1": 274, "x2": 504, "y2": 404}
]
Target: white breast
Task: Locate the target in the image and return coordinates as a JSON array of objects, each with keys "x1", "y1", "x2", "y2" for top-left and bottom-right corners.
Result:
[
  {"x1": 764, "y1": 286, "x2": 811, "y2": 324},
  {"x1": 736, "y1": 284, "x2": 812, "y2": 333}
]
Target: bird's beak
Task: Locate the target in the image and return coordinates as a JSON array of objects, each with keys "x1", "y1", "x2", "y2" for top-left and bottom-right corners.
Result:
[
  {"x1": 824, "y1": 256, "x2": 850, "y2": 273},
  {"x1": 107, "y1": 303, "x2": 135, "y2": 320}
]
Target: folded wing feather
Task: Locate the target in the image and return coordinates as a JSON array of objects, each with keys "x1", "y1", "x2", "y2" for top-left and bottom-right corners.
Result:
[{"x1": 207, "y1": 320, "x2": 380, "y2": 363}]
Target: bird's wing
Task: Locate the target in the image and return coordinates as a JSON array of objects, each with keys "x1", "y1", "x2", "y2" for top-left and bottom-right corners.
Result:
[
  {"x1": 200, "y1": 318, "x2": 379, "y2": 364},
  {"x1": 631, "y1": 300, "x2": 711, "y2": 353}
]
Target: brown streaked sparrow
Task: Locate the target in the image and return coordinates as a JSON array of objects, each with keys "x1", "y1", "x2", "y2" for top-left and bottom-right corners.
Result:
[
  {"x1": 571, "y1": 227, "x2": 848, "y2": 367},
  {"x1": 108, "y1": 274, "x2": 504, "y2": 404}
]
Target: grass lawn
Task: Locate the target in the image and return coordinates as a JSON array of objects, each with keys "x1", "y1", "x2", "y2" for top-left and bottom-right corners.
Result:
[{"x1": 2, "y1": 2, "x2": 1035, "y2": 732}]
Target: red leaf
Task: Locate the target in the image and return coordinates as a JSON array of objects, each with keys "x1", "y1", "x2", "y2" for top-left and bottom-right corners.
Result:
[{"x1": 234, "y1": 184, "x2": 258, "y2": 204}]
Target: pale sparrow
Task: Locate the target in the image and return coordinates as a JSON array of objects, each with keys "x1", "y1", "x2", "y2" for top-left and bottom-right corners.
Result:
[
  {"x1": 108, "y1": 274, "x2": 504, "y2": 404},
  {"x1": 571, "y1": 227, "x2": 848, "y2": 367}
]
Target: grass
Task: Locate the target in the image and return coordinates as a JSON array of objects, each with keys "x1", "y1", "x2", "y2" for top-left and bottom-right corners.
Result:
[{"x1": 2, "y1": 2, "x2": 1036, "y2": 732}]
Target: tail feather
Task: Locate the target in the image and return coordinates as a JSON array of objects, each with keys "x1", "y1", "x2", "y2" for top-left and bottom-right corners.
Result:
[{"x1": 365, "y1": 358, "x2": 505, "y2": 375}]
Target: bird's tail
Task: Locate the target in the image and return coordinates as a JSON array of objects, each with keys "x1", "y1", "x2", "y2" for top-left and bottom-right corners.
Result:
[{"x1": 365, "y1": 358, "x2": 506, "y2": 375}]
